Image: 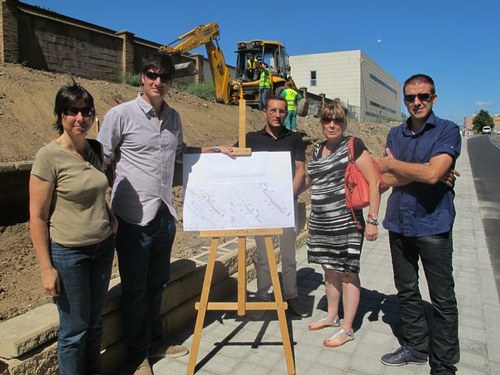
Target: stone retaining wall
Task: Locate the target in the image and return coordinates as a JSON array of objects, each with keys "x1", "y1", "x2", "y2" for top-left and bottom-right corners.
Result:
[{"x1": 0, "y1": 0, "x2": 197, "y2": 82}]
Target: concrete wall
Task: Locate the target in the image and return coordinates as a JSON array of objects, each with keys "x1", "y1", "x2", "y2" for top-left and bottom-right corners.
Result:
[
  {"x1": 0, "y1": 0, "x2": 196, "y2": 83},
  {"x1": 0, "y1": 0, "x2": 19, "y2": 64},
  {"x1": 289, "y1": 50, "x2": 401, "y2": 123},
  {"x1": 18, "y1": 9, "x2": 122, "y2": 81},
  {"x1": 1, "y1": 0, "x2": 236, "y2": 86}
]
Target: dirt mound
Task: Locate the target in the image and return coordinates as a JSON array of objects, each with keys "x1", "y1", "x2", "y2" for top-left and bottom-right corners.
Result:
[{"x1": 0, "y1": 63, "x2": 392, "y2": 321}]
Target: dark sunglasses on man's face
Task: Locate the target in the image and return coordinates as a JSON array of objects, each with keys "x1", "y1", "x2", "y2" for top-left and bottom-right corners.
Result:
[
  {"x1": 144, "y1": 71, "x2": 171, "y2": 83},
  {"x1": 65, "y1": 106, "x2": 94, "y2": 117},
  {"x1": 404, "y1": 93, "x2": 434, "y2": 103}
]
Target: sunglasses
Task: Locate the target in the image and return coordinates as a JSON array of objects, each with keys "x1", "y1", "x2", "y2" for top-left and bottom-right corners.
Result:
[
  {"x1": 321, "y1": 117, "x2": 345, "y2": 125},
  {"x1": 65, "y1": 106, "x2": 94, "y2": 117},
  {"x1": 144, "y1": 71, "x2": 171, "y2": 83},
  {"x1": 404, "y1": 93, "x2": 434, "y2": 102}
]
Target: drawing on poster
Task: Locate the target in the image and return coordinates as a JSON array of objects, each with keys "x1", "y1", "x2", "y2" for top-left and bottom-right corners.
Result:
[{"x1": 183, "y1": 152, "x2": 295, "y2": 231}]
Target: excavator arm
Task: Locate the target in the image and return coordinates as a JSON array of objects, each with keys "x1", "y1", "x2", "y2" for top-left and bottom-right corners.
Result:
[
  {"x1": 160, "y1": 23, "x2": 220, "y2": 54},
  {"x1": 159, "y1": 22, "x2": 232, "y2": 104}
]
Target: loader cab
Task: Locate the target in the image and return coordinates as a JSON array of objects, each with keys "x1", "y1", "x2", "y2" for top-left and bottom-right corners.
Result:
[
  {"x1": 234, "y1": 40, "x2": 291, "y2": 106},
  {"x1": 235, "y1": 40, "x2": 290, "y2": 82}
]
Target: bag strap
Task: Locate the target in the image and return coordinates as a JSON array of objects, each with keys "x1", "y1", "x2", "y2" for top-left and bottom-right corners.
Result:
[
  {"x1": 346, "y1": 137, "x2": 363, "y2": 231},
  {"x1": 87, "y1": 139, "x2": 103, "y2": 165},
  {"x1": 347, "y1": 136, "x2": 355, "y2": 163}
]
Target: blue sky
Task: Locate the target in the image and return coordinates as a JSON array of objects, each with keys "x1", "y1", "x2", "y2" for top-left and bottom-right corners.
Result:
[{"x1": 24, "y1": 0, "x2": 500, "y2": 125}]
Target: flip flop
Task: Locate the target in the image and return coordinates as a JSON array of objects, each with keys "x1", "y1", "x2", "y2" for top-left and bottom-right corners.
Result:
[
  {"x1": 323, "y1": 328, "x2": 354, "y2": 348},
  {"x1": 307, "y1": 317, "x2": 341, "y2": 331}
]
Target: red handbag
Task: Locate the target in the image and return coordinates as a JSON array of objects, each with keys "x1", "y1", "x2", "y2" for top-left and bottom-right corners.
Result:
[{"x1": 345, "y1": 137, "x2": 380, "y2": 228}]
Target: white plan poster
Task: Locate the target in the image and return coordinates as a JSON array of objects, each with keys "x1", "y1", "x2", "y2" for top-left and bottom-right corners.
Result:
[{"x1": 182, "y1": 151, "x2": 295, "y2": 231}]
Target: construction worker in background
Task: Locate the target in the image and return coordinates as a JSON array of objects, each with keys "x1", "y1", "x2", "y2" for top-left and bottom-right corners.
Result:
[
  {"x1": 281, "y1": 82, "x2": 302, "y2": 131},
  {"x1": 245, "y1": 53, "x2": 258, "y2": 81},
  {"x1": 258, "y1": 62, "x2": 271, "y2": 110}
]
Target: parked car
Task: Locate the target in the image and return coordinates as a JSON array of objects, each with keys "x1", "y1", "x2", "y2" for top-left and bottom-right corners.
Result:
[{"x1": 482, "y1": 126, "x2": 492, "y2": 135}]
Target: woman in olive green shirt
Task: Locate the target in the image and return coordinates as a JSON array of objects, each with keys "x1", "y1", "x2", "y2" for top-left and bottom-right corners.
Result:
[{"x1": 29, "y1": 83, "x2": 117, "y2": 375}]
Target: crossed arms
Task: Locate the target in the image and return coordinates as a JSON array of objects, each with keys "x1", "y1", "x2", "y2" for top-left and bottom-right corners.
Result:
[{"x1": 379, "y1": 148, "x2": 456, "y2": 188}]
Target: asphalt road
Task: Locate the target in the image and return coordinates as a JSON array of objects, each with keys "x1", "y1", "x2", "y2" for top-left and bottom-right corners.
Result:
[{"x1": 467, "y1": 134, "x2": 500, "y2": 299}]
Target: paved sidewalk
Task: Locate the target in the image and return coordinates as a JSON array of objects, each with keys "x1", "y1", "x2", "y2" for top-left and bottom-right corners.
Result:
[{"x1": 154, "y1": 140, "x2": 500, "y2": 374}]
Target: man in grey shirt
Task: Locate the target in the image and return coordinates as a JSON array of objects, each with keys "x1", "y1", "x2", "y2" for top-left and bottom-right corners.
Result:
[{"x1": 98, "y1": 53, "x2": 231, "y2": 375}]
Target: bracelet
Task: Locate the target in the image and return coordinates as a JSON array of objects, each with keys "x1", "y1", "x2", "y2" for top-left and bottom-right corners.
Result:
[{"x1": 366, "y1": 218, "x2": 379, "y2": 226}]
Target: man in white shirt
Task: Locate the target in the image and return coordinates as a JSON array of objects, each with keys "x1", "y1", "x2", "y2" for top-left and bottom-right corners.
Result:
[{"x1": 98, "y1": 53, "x2": 230, "y2": 375}]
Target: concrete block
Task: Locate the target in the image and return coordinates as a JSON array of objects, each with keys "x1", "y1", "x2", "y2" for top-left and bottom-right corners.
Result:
[
  {"x1": 0, "y1": 304, "x2": 58, "y2": 358},
  {"x1": 0, "y1": 340, "x2": 58, "y2": 375}
]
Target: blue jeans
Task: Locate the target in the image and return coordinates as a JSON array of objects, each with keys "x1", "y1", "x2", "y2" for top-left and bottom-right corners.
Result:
[
  {"x1": 115, "y1": 208, "x2": 176, "y2": 359},
  {"x1": 259, "y1": 87, "x2": 270, "y2": 110},
  {"x1": 51, "y1": 234, "x2": 115, "y2": 375},
  {"x1": 389, "y1": 231, "x2": 459, "y2": 374}
]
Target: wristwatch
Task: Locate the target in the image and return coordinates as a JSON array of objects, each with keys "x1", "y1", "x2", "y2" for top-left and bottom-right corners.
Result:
[{"x1": 213, "y1": 146, "x2": 221, "y2": 153}]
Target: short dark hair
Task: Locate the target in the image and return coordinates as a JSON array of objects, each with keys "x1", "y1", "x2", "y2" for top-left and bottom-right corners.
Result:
[
  {"x1": 53, "y1": 82, "x2": 95, "y2": 135},
  {"x1": 403, "y1": 74, "x2": 435, "y2": 94},
  {"x1": 265, "y1": 96, "x2": 287, "y2": 109},
  {"x1": 141, "y1": 52, "x2": 174, "y2": 78}
]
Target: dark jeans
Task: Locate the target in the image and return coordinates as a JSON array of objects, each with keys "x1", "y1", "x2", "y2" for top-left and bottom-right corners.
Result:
[
  {"x1": 51, "y1": 234, "x2": 115, "y2": 375},
  {"x1": 259, "y1": 87, "x2": 270, "y2": 110},
  {"x1": 115, "y1": 208, "x2": 176, "y2": 359},
  {"x1": 389, "y1": 231, "x2": 459, "y2": 374}
]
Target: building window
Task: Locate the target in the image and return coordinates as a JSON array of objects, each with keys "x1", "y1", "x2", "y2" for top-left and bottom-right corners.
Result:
[
  {"x1": 369, "y1": 100, "x2": 396, "y2": 114},
  {"x1": 310, "y1": 71, "x2": 317, "y2": 86},
  {"x1": 369, "y1": 74, "x2": 397, "y2": 95}
]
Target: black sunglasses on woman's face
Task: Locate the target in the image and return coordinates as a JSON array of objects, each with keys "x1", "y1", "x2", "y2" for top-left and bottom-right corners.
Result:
[{"x1": 65, "y1": 106, "x2": 94, "y2": 117}]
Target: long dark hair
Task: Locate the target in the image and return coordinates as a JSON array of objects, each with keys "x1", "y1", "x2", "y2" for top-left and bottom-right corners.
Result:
[{"x1": 53, "y1": 80, "x2": 95, "y2": 135}]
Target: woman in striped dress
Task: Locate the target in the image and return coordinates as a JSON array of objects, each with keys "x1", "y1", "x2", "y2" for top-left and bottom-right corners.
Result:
[{"x1": 305, "y1": 100, "x2": 380, "y2": 347}]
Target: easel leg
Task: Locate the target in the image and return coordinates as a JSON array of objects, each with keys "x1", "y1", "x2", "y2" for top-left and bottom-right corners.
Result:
[
  {"x1": 187, "y1": 238, "x2": 220, "y2": 375},
  {"x1": 264, "y1": 236, "x2": 296, "y2": 375},
  {"x1": 237, "y1": 237, "x2": 247, "y2": 316}
]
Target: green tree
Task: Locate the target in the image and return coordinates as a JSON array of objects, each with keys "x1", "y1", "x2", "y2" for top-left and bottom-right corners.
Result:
[{"x1": 472, "y1": 110, "x2": 494, "y2": 133}]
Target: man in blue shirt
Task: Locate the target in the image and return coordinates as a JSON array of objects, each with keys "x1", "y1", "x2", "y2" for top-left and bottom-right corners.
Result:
[{"x1": 378, "y1": 74, "x2": 461, "y2": 374}]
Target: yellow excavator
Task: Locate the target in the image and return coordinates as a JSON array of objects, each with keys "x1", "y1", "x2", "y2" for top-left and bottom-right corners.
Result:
[{"x1": 159, "y1": 22, "x2": 293, "y2": 107}]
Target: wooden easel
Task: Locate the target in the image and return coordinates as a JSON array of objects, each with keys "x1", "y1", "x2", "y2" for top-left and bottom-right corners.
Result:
[{"x1": 186, "y1": 100, "x2": 296, "y2": 375}]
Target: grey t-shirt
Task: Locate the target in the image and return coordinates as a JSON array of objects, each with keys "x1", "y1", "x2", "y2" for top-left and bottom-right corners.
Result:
[{"x1": 97, "y1": 93, "x2": 184, "y2": 225}]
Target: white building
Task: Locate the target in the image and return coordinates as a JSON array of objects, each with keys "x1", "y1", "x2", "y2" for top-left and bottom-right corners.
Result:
[{"x1": 289, "y1": 50, "x2": 402, "y2": 123}]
